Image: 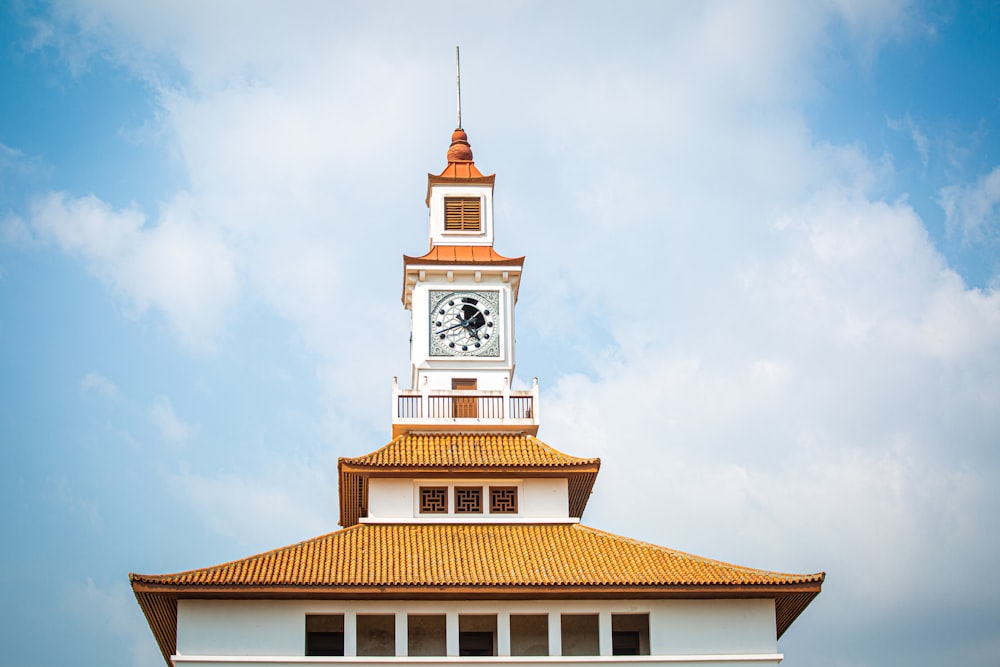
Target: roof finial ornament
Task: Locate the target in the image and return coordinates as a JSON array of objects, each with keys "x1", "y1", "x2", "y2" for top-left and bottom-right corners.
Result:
[{"x1": 455, "y1": 45, "x2": 462, "y2": 130}]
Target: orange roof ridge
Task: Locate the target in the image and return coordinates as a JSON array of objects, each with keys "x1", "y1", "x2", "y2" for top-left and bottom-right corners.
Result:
[
  {"x1": 404, "y1": 245, "x2": 524, "y2": 266},
  {"x1": 340, "y1": 432, "x2": 599, "y2": 469}
]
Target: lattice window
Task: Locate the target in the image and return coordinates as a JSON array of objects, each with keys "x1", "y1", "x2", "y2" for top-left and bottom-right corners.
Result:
[
  {"x1": 490, "y1": 486, "x2": 518, "y2": 514},
  {"x1": 419, "y1": 487, "x2": 448, "y2": 514},
  {"x1": 444, "y1": 197, "x2": 482, "y2": 231},
  {"x1": 454, "y1": 486, "x2": 483, "y2": 513}
]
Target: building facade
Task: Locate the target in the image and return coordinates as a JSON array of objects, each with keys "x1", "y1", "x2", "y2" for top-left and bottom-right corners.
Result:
[{"x1": 131, "y1": 127, "x2": 824, "y2": 667}]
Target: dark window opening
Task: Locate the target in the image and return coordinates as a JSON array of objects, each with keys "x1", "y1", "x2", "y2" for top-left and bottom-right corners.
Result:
[
  {"x1": 612, "y1": 631, "x2": 640, "y2": 655},
  {"x1": 306, "y1": 615, "x2": 344, "y2": 656},
  {"x1": 459, "y1": 615, "x2": 497, "y2": 656},
  {"x1": 612, "y1": 613, "x2": 649, "y2": 656},
  {"x1": 460, "y1": 632, "x2": 494, "y2": 656}
]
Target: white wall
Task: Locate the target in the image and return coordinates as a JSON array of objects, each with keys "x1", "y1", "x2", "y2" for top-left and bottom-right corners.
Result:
[
  {"x1": 428, "y1": 183, "x2": 494, "y2": 247},
  {"x1": 366, "y1": 478, "x2": 568, "y2": 520},
  {"x1": 177, "y1": 600, "x2": 305, "y2": 656},
  {"x1": 523, "y1": 478, "x2": 568, "y2": 517},
  {"x1": 175, "y1": 598, "x2": 778, "y2": 662},
  {"x1": 367, "y1": 478, "x2": 413, "y2": 518}
]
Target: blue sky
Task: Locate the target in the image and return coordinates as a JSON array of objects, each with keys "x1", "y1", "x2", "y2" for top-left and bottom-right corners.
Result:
[{"x1": 1, "y1": 2, "x2": 999, "y2": 666}]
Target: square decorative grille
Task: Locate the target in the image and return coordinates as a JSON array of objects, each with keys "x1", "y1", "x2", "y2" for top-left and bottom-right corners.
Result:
[
  {"x1": 419, "y1": 487, "x2": 448, "y2": 514},
  {"x1": 454, "y1": 487, "x2": 483, "y2": 514},
  {"x1": 490, "y1": 486, "x2": 518, "y2": 514}
]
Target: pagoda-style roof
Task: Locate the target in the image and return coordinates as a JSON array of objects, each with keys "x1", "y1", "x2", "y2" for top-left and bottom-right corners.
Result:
[
  {"x1": 338, "y1": 433, "x2": 600, "y2": 527},
  {"x1": 403, "y1": 244, "x2": 524, "y2": 266},
  {"x1": 342, "y1": 432, "x2": 596, "y2": 468},
  {"x1": 401, "y1": 245, "x2": 524, "y2": 307},
  {"x1": 131, "y1": 523, "x2": 824, "y2": 662}
]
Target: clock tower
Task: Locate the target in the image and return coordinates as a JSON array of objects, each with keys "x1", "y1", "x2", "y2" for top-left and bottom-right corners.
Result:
[
  {"x1": 395, "y1": 128, "x2": 536, "y2": 437},
  {"x1": 131, "y1": 117, "x2": 824, "y2": 667}
]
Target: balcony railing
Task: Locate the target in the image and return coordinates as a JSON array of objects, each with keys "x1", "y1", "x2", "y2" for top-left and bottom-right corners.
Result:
[{"x1": 392, "y1": 378, "x2": 540, "y2": 437}]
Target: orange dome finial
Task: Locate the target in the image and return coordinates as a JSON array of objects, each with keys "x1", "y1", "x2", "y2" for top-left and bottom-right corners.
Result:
[{"x1": 447, "y1": 128, "x2": 474, "y2": 162}]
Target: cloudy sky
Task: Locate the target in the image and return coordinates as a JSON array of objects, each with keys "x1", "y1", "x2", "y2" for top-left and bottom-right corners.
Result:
[{"x1": 2, "y1": 1, "x2": 999, "y2": 665}]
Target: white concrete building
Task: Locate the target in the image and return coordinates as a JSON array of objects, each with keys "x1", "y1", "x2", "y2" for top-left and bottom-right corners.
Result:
[{"x1": 131, "y1": 127, "x2": 824, "y2": 667}]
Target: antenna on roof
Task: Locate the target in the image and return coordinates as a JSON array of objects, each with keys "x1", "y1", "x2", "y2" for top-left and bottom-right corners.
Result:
[{"x1": 455, "y1": 46, "x2": 462, "y2": 129}]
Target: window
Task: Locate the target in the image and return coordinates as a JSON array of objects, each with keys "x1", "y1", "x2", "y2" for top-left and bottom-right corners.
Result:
[
  {"x1": 510, "y1": 614, "x2": 548, "y2": 656},
  {"x1": 408, "y1": 614, "x2": 446, "y2": 656},
  {"x1": 490, "y1": 486, "x2": 518, "y2": 513},
  {"x1": 612, "y1": 614, "x2": 649, "y2": 656},
  {"x1": 444, "y1": 197, "x2": 482, "y2": 231},
  {"x1": 454, "y1": 486, "x2": 483, "y2": 514},
  {"x1": 418, "y1": 483, "x2": 519, "y2": 517},
  {"x1": 561, "y1": 614, "x2": 599, "y2": 656},
  {"x1": 419, "y1": 486, "x2": 448, "y2": 514},
  {"x1": 357, "y1": 614, "x2": 395, "y2": 656},
  {"x1": 305, "y1": 615, "x2": 344, "y2": 656},
  {"x1": 459, "y1": 615, "x2": 497, "y2": 656}
]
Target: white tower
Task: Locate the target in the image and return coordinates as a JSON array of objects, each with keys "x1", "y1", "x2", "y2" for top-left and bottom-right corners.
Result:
[{"x1": 394, "y1": 129, "x2": 537, "y2": 437}]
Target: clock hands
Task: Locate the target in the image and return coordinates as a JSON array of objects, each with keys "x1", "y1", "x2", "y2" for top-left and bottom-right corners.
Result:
[
  {"x1": 436, "y1": 321, "x2": 470, "y2": 335},
  {"x1": 437, "y1": 314, "x2": 485, "y2": 338}
]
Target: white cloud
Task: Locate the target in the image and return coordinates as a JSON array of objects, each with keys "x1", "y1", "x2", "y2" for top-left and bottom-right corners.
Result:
[
  {"x1": 167, "y1": 463, "x2": 335, "y2": 550},
  {"x1": 28, "y1": 191, "x2": 239, "y2": 350},
  {"x1": 887, "y1": 113, "x2": 930, "y2": 166},
  {"x1": 148, "y1": 395, "x2": 195, "y2": 445},
  {"x1": 939, "y1": 165, "x2": 1000, "y2": 246},
  {"x1": 80, "y1": 371, "x2": 120, "y2": 399}
]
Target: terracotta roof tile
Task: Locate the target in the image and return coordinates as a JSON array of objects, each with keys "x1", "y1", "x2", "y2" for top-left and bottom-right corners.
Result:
[
  {"x1": 341, "y1": 433, "x2": 598, "y2": 469},
  {"x1": 131, "y1": 523, "x2": 823, "y2": 590}
]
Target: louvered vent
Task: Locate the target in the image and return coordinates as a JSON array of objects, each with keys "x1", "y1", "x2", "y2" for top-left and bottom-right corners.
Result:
[{"x1": 444, "y1": 197, "x2": 482, "y2": 231}]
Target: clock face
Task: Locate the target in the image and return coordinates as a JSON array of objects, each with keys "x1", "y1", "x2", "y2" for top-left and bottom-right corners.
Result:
[{"x1": 429, "y1": 290, "x2": 501, "y2": 357}]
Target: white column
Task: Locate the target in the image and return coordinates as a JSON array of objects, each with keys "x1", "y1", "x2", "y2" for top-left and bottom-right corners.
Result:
[
  {"x1": 548, "y1": 612, "x2": 561, "y2": 656},
  {"x1": 344, "y1": 612, "x2": 357, "y2": 657},
  {"x1": 447, "y1": 612, "x2": 460, "y2": 657},
  {"x1": 497, "y1": 610, "x2": 511, "y2": 656},
  {"x1": 396, "y1": 612, "x2": 408, "y2": 657},
  {"x1": 599, "y1": 611, "x2": 612, "y2": 656}
]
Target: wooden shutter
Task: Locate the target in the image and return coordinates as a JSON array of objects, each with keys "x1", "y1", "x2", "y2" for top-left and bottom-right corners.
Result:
[{"x1": 444, "y1": 197, "x2": 482, "y2": 231}]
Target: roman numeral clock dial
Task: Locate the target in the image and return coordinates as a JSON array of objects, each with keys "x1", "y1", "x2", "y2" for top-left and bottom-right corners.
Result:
[{"x1": 429, "y1": 290, "x2": 501, "y2": 357}]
